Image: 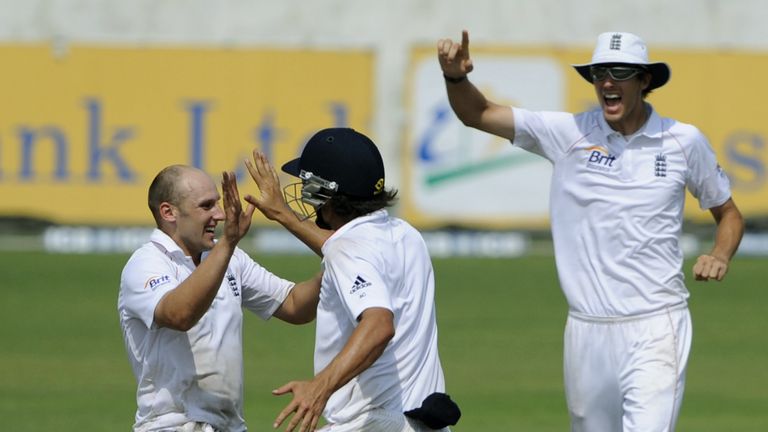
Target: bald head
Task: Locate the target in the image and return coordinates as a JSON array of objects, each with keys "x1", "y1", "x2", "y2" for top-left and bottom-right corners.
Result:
[{"x1": 148, "y1": 165, "x2": 210, "y2": 226}]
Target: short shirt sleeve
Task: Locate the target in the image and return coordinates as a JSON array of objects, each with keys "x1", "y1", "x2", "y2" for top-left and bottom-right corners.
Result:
[
  {"x1": 120, "y1": 249, "x2": 180, "y2": 329},
  {"x1": 684, "y1": 130, "x2": 732, "y2": 209},
  {"x1": 232, "y1": 248, "x2": 293, "y2": 320},
  {"x1": 324, "y1": 243, "x2": 392, "y2": 322}
]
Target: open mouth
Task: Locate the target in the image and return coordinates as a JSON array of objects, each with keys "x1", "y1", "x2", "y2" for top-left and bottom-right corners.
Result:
[{"x1": 604, "y1": 93, "x2": 621, "y2": 107}]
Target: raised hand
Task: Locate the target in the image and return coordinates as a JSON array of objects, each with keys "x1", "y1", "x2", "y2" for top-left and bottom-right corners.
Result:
[
  {"x1": 221, "y1": 171, "x2": 256, "y2": 244},
  {"x1": 244, "y1": 150, "x2": 293, "y2": 221},
  {"x1": 437, "y1": 30, "x2": 474, "y2": 78}
]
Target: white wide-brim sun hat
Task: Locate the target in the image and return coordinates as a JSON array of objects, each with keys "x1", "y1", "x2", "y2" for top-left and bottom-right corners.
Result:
[{"x1": 573, "y1": 32, "x2": 671, "y2": 91}]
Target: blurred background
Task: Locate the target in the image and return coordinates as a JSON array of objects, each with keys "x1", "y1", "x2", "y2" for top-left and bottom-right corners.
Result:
[
  {"x1": 1, "y1": 1, "x2": 767, "y2": 431},
  {"x1": 1, "y1": 0, "x2": 767, "y2": 255}
]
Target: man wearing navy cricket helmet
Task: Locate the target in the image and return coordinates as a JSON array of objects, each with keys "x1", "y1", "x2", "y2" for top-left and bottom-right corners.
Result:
[{"x1": 244, "y1": 128, "x2": 459, "y2": 432}]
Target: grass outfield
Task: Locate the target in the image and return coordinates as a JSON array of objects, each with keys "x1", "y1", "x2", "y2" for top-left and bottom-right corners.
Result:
[{"x1": 0, "y1": 251, "x2": 766, "y2": 431}]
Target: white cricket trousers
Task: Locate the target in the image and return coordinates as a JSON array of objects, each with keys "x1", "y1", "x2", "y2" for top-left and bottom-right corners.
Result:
[
  {"x1": 319, "y1": 408, "x2": 451, "y2": 432},
  {"x1": 160, "y1": 422, "x2": 218, "y2": 432},
  {"x1": 564, "y1": 304, "x2": 692, "y2": 432}
]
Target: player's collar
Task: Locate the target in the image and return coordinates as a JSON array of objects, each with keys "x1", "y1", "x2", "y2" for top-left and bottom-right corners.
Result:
[
  {"x1": 597, "y1": 103, "x2": 663, "y2": 140},
  {"x1": 150, "y1": 228, "x2": 186, "y2": 257},
  {"x1": 639, "y1": 105, "x2": 663, "y2": 139},
  {"x1": 323, "y1": 209, "x2": 389, "y2": 245}
]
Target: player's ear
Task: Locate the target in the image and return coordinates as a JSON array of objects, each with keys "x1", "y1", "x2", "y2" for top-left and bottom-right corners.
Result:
[
  {"x1": 640, "y1": 72, "x2": 652, "y2": 91},
  {"x1": 159, "y1": 202, "x2": 178, "y2": 223}
]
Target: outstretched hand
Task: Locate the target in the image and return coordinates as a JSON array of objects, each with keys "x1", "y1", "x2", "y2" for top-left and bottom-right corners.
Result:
[
  {"x1": 243, "y1": 149, "x2": 332, "y2": 256},
  {"x1": 221, "y1": 171, "x2": 256, "y2": 245},
  {"x1": 243, "y1": 150, "x2": 293, "y2": 221},
  {"x1": 272, "y1": 379, "x2": 332, "y2": 432},
  {"x1": 437, "y1": 29, "x2": 474, "y2": 78}
]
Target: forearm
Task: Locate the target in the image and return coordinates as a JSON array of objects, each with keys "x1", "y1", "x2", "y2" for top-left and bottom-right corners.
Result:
[
  {"x1": 274, "y1": 209, "x2": 332, "y2": 257},
  {"x1": 274, "y1": 272, "x2": 322, "y2": 324},
  {"x1": 268, "y1": 313, "x2": 391, "y2": 432},
  {"x1": 445, "y1": 78, "x2": 491, "y2": 129},
  {"x1": 709, "y1": 204, "x2": 744, "y2": 262},
  {"x1": 155, "y1": 239, "x2": 236, "y2": 330},
  {"x1": 445, "y1": 77, "x2": 516, "y2": 140},
  {"x1": 314, "y1": 308, "x2": 394, "y2": 394}
]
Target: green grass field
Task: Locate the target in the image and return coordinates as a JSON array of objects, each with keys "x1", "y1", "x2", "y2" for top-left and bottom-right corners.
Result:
[{"x1": 1, "y1": 251, "x2": 766, "y2": 431}]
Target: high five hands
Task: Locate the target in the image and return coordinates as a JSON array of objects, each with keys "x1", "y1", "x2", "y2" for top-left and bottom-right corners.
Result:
[
  {"x1": 243, "y1": 149, "x2": 292, "y2": 222},
  {"x1": 221, "y1": 171, "x2": 256, "y2": 244}
]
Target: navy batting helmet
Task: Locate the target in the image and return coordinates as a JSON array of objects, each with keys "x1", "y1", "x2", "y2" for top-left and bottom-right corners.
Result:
[{"x1": 282, "y1": 128, "x2": 385, "y2": 212}]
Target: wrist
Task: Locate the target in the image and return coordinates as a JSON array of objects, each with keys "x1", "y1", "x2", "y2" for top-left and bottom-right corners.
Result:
[
  {"x1": 709, "y1": 253, "x2": 730, "y2": 263},
  {"x1": 443, "y1": 73, "x2": 467, "y2": 84}
]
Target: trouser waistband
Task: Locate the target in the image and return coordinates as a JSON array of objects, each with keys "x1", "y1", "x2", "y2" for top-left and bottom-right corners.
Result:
[{"x1": 568, "y1": 302, "x2": 688, "y2": 324}]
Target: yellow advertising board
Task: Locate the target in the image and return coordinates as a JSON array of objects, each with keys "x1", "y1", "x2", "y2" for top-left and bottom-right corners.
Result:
[
  {"x1": 0, "y1": 44, "x2": 373, "y2": 225},
  {"x1": 405, "y1": 45, "x2": 768, "y2": 228}
]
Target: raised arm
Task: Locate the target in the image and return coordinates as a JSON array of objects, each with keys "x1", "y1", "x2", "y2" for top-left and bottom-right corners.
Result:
[
  {"x1": 437, "y1": 30, "x2": 516, "y2": 140},
  {"x1": 692, "y1": 197, "x2": 744, "y2": 281},
  {"x1": 154, "y1": 172, "x2": 255, "y2": 331},
  {"x1": 244, "y1": 150, "x2": 331, "y2": 257}
]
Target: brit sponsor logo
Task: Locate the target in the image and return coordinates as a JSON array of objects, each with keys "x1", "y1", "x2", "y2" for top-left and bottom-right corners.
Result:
[
  {"x1": 349, "y1": 275, "x2": 372, "y2": 295},
  {"x1": 585, "y1": 146, "x2": 617, "y2": 172},
  {"x1": 144, "y1": 275, "x2": 171, "y2": 290}
]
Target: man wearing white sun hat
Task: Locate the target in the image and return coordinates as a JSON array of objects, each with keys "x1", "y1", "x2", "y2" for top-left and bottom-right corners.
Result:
[{"x1": 438, "y1": 31, "x2": 744, "y2": 431}]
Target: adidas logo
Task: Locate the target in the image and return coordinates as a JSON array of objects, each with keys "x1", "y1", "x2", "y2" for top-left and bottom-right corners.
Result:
[{"x1": 349, "y1": 275, "x2": 372, "y2": 294}]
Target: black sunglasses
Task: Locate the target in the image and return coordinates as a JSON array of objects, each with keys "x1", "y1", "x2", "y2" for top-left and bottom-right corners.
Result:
[{"x1": 590, "y1": 66, "x2": 646, "y2": 82}]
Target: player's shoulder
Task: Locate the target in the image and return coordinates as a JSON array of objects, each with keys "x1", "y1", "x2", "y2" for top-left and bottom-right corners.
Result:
[
  {"x1": 527, "y1": 108, "x2": 600, "y2": 138},
  {"x1": 120, "y1": 241, "x2": 175, "y2": 293},
  {"x1": 517, "y1": 106, "x2": 581, "y2": 123},
  {"x1": 324, "y1": 229, "x2": 370, "y2": 255},
  {"x1": 122, "y1": 241, "x2": 162, "y2": 272},
  {"x1": 228, "y1": 246, "x2": 249, "y2": 263},
  {"x1": 661, "y1": 116, "x2": 710, "y2": 152},
  {"x1": 122, "y1": 238, "x2": 185, "y2": 277},
  {"x1": 663, "y1": 116, "x2": 703, "y2": 137},
  {"x1": 390, "y1": 216, "x2": 422, "y2": 237},
  {"x1": 226, "y1": 246, "x2": 259, "y2": 273},
  {"x1": 572, "y1": 107, "x2": 607, "y2": 129},
  {"x1": 324, "y1": 216, "x2": 390, "y2": 257}
]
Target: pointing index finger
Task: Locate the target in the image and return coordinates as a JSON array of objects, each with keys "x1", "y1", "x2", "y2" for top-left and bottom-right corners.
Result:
[{"x1": 461, "y1": 29, "x2": 470, "y2": 55}]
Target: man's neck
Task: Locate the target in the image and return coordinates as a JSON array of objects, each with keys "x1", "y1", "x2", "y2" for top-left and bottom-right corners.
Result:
[{"x1": 608, "y1": 103, "x2": 649, "y2": 136}]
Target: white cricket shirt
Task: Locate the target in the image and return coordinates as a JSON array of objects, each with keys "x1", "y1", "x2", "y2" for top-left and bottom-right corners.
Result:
[
  {"x1": 315, "y1": 209, "x2": 446, "y2": 424},
  {"x1": 118, "y1": 229, "x2": 293, "y2": 432},
  {"x1": 513, "y1": 105, "x2": 732, "y2": 317}
]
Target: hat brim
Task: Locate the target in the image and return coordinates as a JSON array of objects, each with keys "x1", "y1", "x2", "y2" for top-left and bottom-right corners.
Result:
[
  {"x1": 281, "y1": 158, "x2": 301, "y2": 176},
  {"x1": 573, "y1": 62, "x2": 670, "y2": 91}
]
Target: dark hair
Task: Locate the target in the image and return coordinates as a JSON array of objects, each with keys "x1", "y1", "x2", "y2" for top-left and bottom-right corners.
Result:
[
  {"x1": 641, "y1": 71, "x2": 653, "y2": 98},
  {"x1": 147, "y1": 165, "x2": 187, "y2": 225},
  {"x1": 328, "y1": 188, "x2": 399, "y2": 221}
]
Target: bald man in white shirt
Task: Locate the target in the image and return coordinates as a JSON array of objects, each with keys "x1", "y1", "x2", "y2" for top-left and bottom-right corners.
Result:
[{"x1": 119, "y1": 166, "x2": 321, "y2": 432}]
